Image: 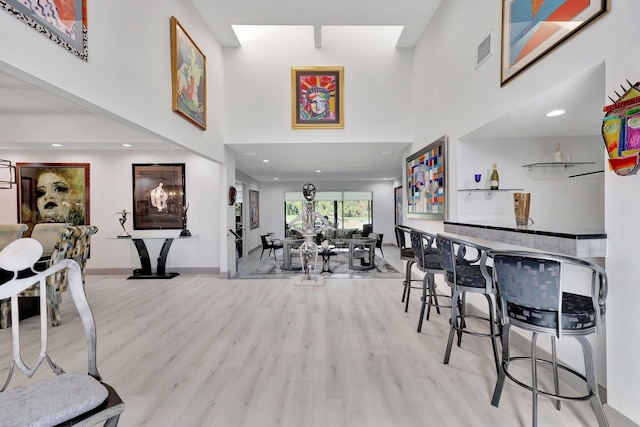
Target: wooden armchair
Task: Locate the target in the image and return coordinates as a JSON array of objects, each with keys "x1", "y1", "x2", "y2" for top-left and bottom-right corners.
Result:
[{"x1": 0, "y1": 238, "x2": 124, "y2": 426}]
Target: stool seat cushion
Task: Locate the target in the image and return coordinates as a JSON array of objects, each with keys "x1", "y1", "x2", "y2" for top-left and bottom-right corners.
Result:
[
  {"x1": 401, "y1": 248, "x2": 414, "y2": 259},
  {"x1": 445, "y1": 264, "x2": 491, "y2": 288},
  {"x1": 0, "y1": 373, "x2": 108, "y2": 426},
  {"x1": 506, "y1": 292, "x2": 606, "y2": 331}
]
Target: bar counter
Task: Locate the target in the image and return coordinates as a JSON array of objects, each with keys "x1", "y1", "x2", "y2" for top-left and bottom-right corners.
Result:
[{"x1": 443, "y1": 221, "x2": 607, "y2": 257}]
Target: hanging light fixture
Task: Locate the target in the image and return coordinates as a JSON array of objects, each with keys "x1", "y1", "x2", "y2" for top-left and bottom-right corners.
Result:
[{"x1": 0, "y1": 159, "x2": 16, "y2": 189}]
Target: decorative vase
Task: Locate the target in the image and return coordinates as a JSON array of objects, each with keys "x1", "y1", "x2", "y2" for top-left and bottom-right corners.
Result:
[{"x1": 513, "y1": 193, "x2": 531, "y2": 226}]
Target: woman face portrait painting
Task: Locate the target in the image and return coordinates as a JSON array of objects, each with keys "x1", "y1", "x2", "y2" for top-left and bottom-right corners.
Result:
[
  {"x1": 19, "y1": 164, "x2": 88, "y2": 227},
  {"x1": 35, "y1": 167, "x2": 86, "y2": 224}
]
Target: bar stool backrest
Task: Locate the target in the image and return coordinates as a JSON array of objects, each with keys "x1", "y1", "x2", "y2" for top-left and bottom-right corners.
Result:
[{"x1": 489, "y1": 250, "x2": 607, "y2": 339}]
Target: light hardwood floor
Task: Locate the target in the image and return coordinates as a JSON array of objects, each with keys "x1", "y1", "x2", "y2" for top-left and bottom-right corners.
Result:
[{"x1": 0, "y1": 248, "x2": 635, "y2": 426}]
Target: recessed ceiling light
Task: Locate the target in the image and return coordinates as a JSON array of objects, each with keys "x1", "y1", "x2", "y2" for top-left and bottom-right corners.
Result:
[
  {"x1": 274, "y1": 177, "x2": 279, "y2": 180},
  {"x1": 316, "y1": 170, "x2": 321, "y2": 173},
  {"x1": 263, "y1": 159, "x2": 269, "y2": 163},
  {"x1": 51, "y1": 143, "x2": 62, "y2": 147},
  {"x1": 122, "y1": 143, "x2": 132, "y2": 147},
  {"x1": 546, "y1": 109, "x2": 566, "y2": 117}
]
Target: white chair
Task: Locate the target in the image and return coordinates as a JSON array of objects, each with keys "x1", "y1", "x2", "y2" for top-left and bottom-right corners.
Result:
[{"x1": 0, "y1": 238, "x2": 124, "y2": 426}]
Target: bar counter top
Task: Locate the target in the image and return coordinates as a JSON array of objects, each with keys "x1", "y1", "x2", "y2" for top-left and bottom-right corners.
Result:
[{"x1": 443, "y1": 221, "x2": 607, "y2": 257}]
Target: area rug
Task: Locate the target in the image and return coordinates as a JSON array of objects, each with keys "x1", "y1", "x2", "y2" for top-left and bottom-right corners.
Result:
[{"x1": 240, "y1": 252, "x2": 401, "y2": 279}]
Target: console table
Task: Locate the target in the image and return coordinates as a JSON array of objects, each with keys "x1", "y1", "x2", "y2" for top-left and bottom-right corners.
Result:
[{"x1": 115, "y1": 235, "x2": 192, "y2": 279}]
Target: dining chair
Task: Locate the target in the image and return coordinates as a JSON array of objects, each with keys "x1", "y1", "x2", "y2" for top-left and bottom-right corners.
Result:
[
  {"x1": 436, "y1": 234, "x2": 500, "y2": 373},
  {"x1": 0, "y1": 238, "x2": 124, "y2": 426},
  {"x1": 488, "y1": 250, "x2": 609, "y2": 427},
  {"x1": 260, "y1": 234, "x2": 283, "y2": 260}
]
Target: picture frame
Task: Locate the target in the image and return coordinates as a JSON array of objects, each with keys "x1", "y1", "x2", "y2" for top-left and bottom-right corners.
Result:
[
  {"x1": 16, "y1": 162, "x2": 90, "y2": 233},
  {"x1": 249, "y1": 189, "x2": 259, "y2": 229},
  {"x1": 132, "y1": 163, "x2": 186, "y2": 230},
  {"x1": 406, "y1": 135, "x2": 447, "y2": 221},
  {"x1": 0, "y1": 0, "x2": 88, "y2": 61},
  {"x1": 170, "y1": 16, "x2": 207, "y2": 130},
  {"x1": 501, "y1": 0, "x2": 608, "y2": 86},
  {"x1": 394, "y1": 185, "x2": 403, "y2": 225},
  {"x1": 291, "y1": 66, "x2": 344, "y2": 129}
]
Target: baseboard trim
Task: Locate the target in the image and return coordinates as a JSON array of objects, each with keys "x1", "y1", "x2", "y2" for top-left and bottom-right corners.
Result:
[{"x1": 87, "y1": 267, "x2": 219, "y2": 275}]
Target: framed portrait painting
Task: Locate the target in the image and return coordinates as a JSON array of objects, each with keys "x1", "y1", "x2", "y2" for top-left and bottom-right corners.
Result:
[
  {"x1": 16, "y1": 163, "x2": 90, "y2": 233},
  {"x1": 170, "y1": 16, "x2": 206, "y2": 130},
  {"x1": 0, "y1": 0, "x2": 88, "y2": 60},
  {"x1": 249, "y1": 189, "x2": 259, "y2": 229},
  {"x1": 291, "y1": 66, "x2": 344, "y2": 129},
  {"x1": 132, "y1": 164, "x2": 186, "y2": 230},
  {"x1": 501, "y1": 0, "x2": 608, "y2": 86},
  {"x1": 406, "y1": 135, "x2": 447, "y2": 221}
]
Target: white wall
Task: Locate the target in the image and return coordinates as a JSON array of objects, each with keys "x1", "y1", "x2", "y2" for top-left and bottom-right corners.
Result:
[
  {"x1": 223, "y1": 29, "x2": 413, "y2": 146},
  {"x1": 0, "y1": 0, "x2": 225, "y2": 162},
  {"x1": 0, "y1": 150, "x2": 220, "y2": 273},
  {"x1": 456, "y1": 136, "x2": 604, "y2": 227},
  {"x1": 410, "y1": 1, "x2": 640, "y2": 423}
]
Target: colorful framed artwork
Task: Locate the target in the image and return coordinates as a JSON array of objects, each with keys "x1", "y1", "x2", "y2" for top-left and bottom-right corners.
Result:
[
  {"x1": 16, "y1": 163, "x2": 90, "y2": 233},
  {"x1": 170, "y1": 16, "x2": 206, "y2": 130},
  {"x1": 394, "y1": 185, "x2": 403, "y2": 225},
  {"x1": 291, "y1": 66, "x2": 344, "y2": 129},
  {"x1": 132, "y1": 163, "x2": 186, "y2": 230},
  {"x1": 249, "y1": 189, "x2": 259, "y2": 229},
  {"x1": 501, "y1": 0, "x2": 607, "y2": 86},
  {"x1": 406, "y1": 135, "x2": 447, "y2": 220},
  {"x1": 0, "y1": 0, "x2": 88, "y2": 60}
]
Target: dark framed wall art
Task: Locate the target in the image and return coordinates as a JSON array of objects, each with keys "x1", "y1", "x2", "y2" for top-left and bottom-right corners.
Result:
[
  {"x1": 16, "y1": 162, "x2": 90, "y2": 233},
  {"x1": 132, "y1": 163, "x2": 186, "y2": 230},
  {"x1": 249, "y1": 189, "x2": 259, "y2": 229},
  {"x1": 406, "y1": 135, "x2": 447, "y2": 221},
  {"x1": 0, "y1": 0, "x2": 88, "y2": 60},
  {"x1": 394, "y1": 185, "x2": 403, "y2": 225},
  {"x1": 170, "y1": 16, "x2": 206, "y2": 130},
  {"x1": 291, "y1": 66, "x2": 344, "y2": 129},
  {"x1": 501, "y1": 0, "x2": 608, "y2": 85}
]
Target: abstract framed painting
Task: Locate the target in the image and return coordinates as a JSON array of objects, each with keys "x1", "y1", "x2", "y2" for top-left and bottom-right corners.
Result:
[
  {"x1": 501, "y1": 0, "x2": 608, "y2": 86},
  {"x1": 291, "y1": 66, "x2": 344, "y2": 129},
  {"x1": 0, "y1": 0, "x2": 88, "y2": 60},
  {"x1": 406, "y1": 135, "x2": 447, "y2": 221},
  {"x1": 394, "y1": 185, "x2": 403, "y2": 225},
  {"x1": 249, "y1": 189, "x2": 259, "y2": 229},
  {"x1": 132, "y1": 163, "x2": 186, "y2": 230},
  {"x1": 170, "y1": 16, "x2": 206, "y2": 130},
  {"x1": 16, "y1": 162, "x2": 90, "y2": 233}
]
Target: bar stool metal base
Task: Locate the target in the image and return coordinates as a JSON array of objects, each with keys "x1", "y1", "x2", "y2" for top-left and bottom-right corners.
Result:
[{"x1": 491, "y1": 326, "x2": 609, "y2": 427}]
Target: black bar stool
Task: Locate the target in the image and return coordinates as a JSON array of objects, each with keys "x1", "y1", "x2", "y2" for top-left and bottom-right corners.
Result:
[
  {"x1": 395, "y1": 225, "x2": 421, "y2": 310},
  {"x1": 488, "y1": 250, "x2": 609, "y2": 427},
  {"x1": 409, "y1": 229, "x2": 448, "y2": 332},
  {"x1": 436, "y1": 234, "x2": 500, "y2": 373}
]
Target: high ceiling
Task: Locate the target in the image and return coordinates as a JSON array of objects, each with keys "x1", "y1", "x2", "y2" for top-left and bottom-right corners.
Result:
[{"x1": 0, "y1": 1, "x2": 605, "y2": 183}]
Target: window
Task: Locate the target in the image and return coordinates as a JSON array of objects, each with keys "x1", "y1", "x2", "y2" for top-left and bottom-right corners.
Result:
[{"x1": 284, "y1": 191, "x2": 372, "y2": 234}]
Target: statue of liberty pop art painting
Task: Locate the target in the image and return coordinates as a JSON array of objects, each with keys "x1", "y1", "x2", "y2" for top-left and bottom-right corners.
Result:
[{"x1": 291, "y1": 66, "x2": 344, "y2": 129}]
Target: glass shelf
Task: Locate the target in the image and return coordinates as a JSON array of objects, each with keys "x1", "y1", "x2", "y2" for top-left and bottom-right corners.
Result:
[
  {"x1": 458, "y1": 188, "x2": 524, "y2": 196},
  {"x1": 522, "y1": 161, "x2": 595, "y2": 171}
]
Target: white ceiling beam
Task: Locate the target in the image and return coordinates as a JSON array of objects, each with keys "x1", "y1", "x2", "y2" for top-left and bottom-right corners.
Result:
[{"x1": 314, "y1": 25, "x2": 322, "y2": 48}]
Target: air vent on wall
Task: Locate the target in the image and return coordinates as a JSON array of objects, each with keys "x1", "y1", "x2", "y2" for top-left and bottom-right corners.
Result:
[{"x1": 476, "y1": 32, "x2": 491, "y2": 68}]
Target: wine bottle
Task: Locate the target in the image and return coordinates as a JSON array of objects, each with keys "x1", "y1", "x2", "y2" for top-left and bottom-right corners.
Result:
[{"x1": 490, "y1": 164, "x2": 499, "y2": 190}]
